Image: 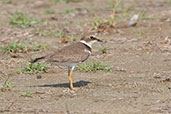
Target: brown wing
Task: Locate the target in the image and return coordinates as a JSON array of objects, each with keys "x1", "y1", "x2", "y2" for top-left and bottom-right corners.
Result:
[{"x1": 44, "y1": 42, "x2": 91, "y2": 63}]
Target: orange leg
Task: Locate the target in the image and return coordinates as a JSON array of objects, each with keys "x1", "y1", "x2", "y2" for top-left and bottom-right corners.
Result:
[{"x1": 68, "y1": 67, "x2": 78, "y2": 90}]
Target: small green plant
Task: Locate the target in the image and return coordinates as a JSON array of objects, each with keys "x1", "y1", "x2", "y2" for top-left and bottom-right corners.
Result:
[
  {"x1": 70, "y1": 35, "x2": 77, "y2": 41},
  {"x1": 32, "y1": 44, "x2": 47, "y2": 51},
  {"x1": 116, "y1": 5, "x2": 132, "y2": 20},
  {"x1": 111, "y1": 0, "x2": 122, "y2": 10},
  {"x1": 33, "y1": 28, "x2": 52, "y2": 36},
  {"x1": 1, "y1": 76, "x2": 14, "y2": 92},
  {"x1": 109, "y1": 0, "x2": 122, "y2": 26},
  {"x1": 9, "y1": 12, "x2": 38, "y2": 28},
  {"x1": 17, "y1": 62, "x2": 49, "y2": 74},
  {"x1": 55, "y1": 30, "x2": 65, "y2": 39},
  {"x1": 45, "y1": 9, "x2": 55, "y2": 14},
  {"x1": 1, "y1": 42, "x2": 28, "y2": 53},
  {"x1": 133, "y1": 30, "x2": 144, "y2": 38},
  {"x1": 91, "y1": 0, "x2": 123, "y2": 30},
  {"x1": 98, "y1": 46, "x2": 109, "y2": 54},
  {"x1": 21, "y1": 90, "x2": 33, "y2": 98},
  {"x1": 138, "y1": 12, "x2": 157, "y2": 20},
  {"x1": 0, "y1": 0, "x2": 13, "y2": 3},
  {"x1": 65, "y1": 8, "x2": 75, "y2": 14},
  {"x1": 168, "y1": 0, "x2": 171, "y2": 5},
  {"x1": 1, "y1": 42, "x2": 47, "y2": 53},
  {"x1": 91, "y1": 17, "x2": 103, "y2": 30},
  {"x1": 0, "y1": 83, "x2": 2, "y2": 89},
  {"x1": 107, "y1": 18, "x2": 115, "y2": 27},
  {"x1": 33, "y1": 28, "x2": 67, "y2": 37},
  {"x1": 76, "y1": 62, "x2": 112, "y2": 72},
  {"x1": 91, "y1": 17, "x2": 117, "y2": 30}
]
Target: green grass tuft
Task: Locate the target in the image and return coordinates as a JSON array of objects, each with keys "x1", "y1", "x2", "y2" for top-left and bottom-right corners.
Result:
[
  {"x1": 76, "y1": 62, "x2": 112, "y2": 72},
  {"x1": 65, "y1": 8, "x2": 76, "y2": 14},
  {"x1": 168, "y1": 0, "x2": 171, "y2": 5},
  {"x1": 70, "y1": 35, "x2": 77, "y2": 41},
  {"x1": 9, "y1": 12, "x2": 38, "y2": 28},
  {"x1": 55, "y1": 30, "x2": 65, "y2": 39},
  {"x1": 1, "y1": 42, "x2": 47, "y2": 53},
  {"x1": 132, "y1": 30, "x2": 144, "y2": 38},
  {"x1": 32, "y1": 28, "x2": 52, "y2": 36},
  {"x1": 91, "y1": 17, "x2": 103, "y2": 30},
  {"x1": 0, "y1": 0, "x2": 13, "y2": 3},
  {"x1": 45, "y1": 9, "x2": 55, "y2": 14},
  {"x1": 98, "y1": 46, "x2": 109, "y2": 54},
  {"x1": 1, "y1": 76, "x2": 14, "y2": 92},
  {"x1": 1, "y1": 42, "x2": 28, "y2": 53},
  {"x1": 21, "y1": 90, "x2": 33, "y2": 98},
  {"x1": 32, "y1": 44, "x2": 48, "y2": 51},
  {"x1": 17, "y1": 62, "x2": 49, "y2": 74}
]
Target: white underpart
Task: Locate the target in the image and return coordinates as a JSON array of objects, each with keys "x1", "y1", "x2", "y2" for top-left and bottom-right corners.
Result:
[
  {"x1": 84, "y1": 49, "x2": 91, "y2": 55},
  {"x1": 80, "y1": 40, "x2": 92, "y2": 48},
  {"x1": 51, "y1": 62, "x2": 79, "y2": 68}
]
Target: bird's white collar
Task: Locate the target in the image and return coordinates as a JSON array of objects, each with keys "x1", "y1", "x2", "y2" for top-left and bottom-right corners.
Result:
[{"x1": 80, "y1": 40, "x2": 92, "y2": 48}]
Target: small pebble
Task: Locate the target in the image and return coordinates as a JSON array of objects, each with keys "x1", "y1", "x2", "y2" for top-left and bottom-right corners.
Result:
[
  {"x1": 129, "y1": 14, "x2": 139, "y2": 26},
  {"x1": 153, "y1": 75, "x2": 161, "y2": 79},
  {"x1": 36, "y1": 75, "x2": 42, "y2": 79},
  {"x1": 165, "y1": 76, "x2": 171, "y2": 81},
  {"x1": 163, "y1": 76, "x2": 171, "y2": 82}
]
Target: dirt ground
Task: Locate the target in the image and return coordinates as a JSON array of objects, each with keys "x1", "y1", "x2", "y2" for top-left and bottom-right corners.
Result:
[{"x1": 0, "y1": 0, "x2": 171, "y2": 114}]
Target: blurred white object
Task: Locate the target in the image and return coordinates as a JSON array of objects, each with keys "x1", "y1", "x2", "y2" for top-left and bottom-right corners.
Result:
[{"x1": 129, "y1": 14, "x2": 139, "y2": 26}]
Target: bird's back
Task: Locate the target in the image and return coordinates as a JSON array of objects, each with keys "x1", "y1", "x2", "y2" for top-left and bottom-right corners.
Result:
[{"x1": 32, "y1": 42, "x2": 91, "y2": 64}]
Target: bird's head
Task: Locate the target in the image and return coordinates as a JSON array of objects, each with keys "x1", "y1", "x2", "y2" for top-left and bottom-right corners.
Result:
[{"x1": 80, "y1": 35, "x2": 102, "y2": 48}]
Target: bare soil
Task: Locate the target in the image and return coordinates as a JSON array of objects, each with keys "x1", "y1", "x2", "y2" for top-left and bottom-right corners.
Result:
[{"x1": 0, "y1": 0, "x2": 171, "y2": 114}]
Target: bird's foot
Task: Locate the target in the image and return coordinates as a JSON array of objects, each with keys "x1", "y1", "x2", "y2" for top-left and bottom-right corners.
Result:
[{"x1": 70, "y1": 87, "x2": 80, "y2": 91}]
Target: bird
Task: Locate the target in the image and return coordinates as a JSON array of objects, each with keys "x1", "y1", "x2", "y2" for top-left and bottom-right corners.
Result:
[{"x1": 31, "y1": 35, "x2": 102, "y2": 90}]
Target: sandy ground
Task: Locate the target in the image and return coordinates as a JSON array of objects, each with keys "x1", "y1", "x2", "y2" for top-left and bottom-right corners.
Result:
[{"x1": 0, "y1": 0, "x2": 171, "y2": 114}]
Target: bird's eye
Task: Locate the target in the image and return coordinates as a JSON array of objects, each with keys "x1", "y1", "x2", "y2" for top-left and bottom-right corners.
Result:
[{"x1": 90, "y1": 36, "x2": 95, "y2": 40}]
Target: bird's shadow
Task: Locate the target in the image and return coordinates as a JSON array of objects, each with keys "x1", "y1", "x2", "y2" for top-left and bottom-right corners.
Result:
[{"x1": 32, "y1": 80, "x2": 91, "y2": 88}]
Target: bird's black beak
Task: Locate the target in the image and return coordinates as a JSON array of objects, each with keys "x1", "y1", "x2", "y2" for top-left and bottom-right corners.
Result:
[
  {"x1": 90, "y1": 36, "x2": 103, "y2": 42},
  {"x1": 96, "y1": 38, "x2": 103, "y2": 42}
]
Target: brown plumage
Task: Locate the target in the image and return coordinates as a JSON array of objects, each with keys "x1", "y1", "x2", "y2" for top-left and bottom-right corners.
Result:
[{"x1": 31, "y1": 42, "x2": 91, "y2": 64}]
